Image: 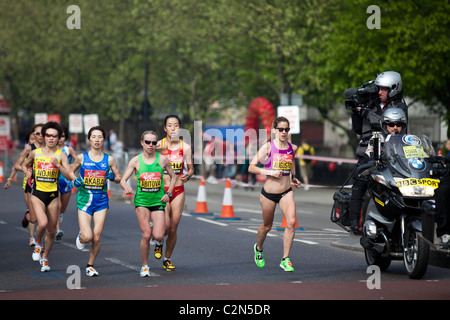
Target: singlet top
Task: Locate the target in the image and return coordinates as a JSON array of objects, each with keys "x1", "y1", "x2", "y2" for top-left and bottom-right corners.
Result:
[
  {"x1": 134, "y1": 153, "x2": 166, "y2": 207},
  {"x1": 33, "y1": 148, "x2": 62, "y2": 192},
  {"x1": 264, "y1": 141, "x2": 294, "y2": 176},
  {"x1": 78, "y1": 152, "x2": 110, "y2": 194},
  {"x1": 161, "y1": 138, "x2": 184, "y2": 175}
]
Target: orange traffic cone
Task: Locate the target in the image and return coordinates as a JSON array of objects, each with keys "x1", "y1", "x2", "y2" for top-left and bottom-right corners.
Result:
[
  {"x1": 124, "y1": 179, "x2": 132, "y2": 198},
  {"x1": 276, "y1": 215, "x2": 303, "y2": 231},
  {"x1": 0, "y1": 162, "x2": 4, "y2": 183},
  {"x1": 215, "y1": 178, "x2": 240, "y2": 220},
  {"x1": 190, "y1": 176, "x2": 213, "y2": 215}
]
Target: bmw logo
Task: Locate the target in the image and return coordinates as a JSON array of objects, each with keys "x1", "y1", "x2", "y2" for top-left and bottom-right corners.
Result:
[{"x1": 409, "y1": 158, "x2": 425, "y2": 171}]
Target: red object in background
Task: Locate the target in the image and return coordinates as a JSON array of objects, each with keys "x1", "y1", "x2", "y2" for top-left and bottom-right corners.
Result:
[
  {"x1": 245, "y1": 97, "x2": 276, "y2": 136},
  {"x1": 328, "y1": 162, "x2": 337, "y2": 172}
]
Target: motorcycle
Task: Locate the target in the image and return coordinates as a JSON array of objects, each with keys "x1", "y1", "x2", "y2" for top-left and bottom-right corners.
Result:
[{"x1": 332, "y1": 132, "x2": 442, "y2": 279}]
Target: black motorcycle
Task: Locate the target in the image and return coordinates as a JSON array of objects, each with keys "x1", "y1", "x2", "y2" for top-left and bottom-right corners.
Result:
[{"x1": 332, "y1": 133, "x2": 441, "y2": 279}]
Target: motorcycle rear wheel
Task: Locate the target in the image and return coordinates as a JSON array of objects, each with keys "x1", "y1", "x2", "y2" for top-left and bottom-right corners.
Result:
[{"x1": 403, "y1": 229, "x2": 429, "y2": 279}]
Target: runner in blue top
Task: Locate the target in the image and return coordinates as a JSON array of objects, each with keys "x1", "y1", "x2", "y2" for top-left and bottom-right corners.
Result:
[
  {"x1": 69, "y1": 126, "x2": 122, "y2": 277},
  {"x1": 56, "y1": 126, "x2": 78, "y2": 241}
]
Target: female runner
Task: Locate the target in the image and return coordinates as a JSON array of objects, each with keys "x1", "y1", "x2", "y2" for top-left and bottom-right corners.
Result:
[
  {"x1": 157, "y1": 115, "x2": 193, "y2": 271},
  {"x1": 21, "y1": 122, "x2": 72, "y2": 272},
  {"x1": 13, "y1": 125, "x2": 44, "y2": 246},
  {"x1": 55, "y1": 126, "x2": 78, "y2": 241},
  {"x1": 70, "y1": 126, "x2": 121, "y2": 276},
  {"x1": 249, "y1": 116, "x2": 301, "y2": 272},
  {"x1": 120, "y1": 130, "x2": 176, "y2": 277}
]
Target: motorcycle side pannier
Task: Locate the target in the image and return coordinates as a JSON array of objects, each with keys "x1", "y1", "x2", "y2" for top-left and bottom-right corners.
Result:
[{"x1": 330, "y1": 190, "x2": 352, "y2": 229}]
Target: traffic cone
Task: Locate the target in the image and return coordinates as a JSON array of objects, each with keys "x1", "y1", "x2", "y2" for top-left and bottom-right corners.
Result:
[
  {"x1": 215, "y1": 178, "x2": 240, "y2": 220},
  {"x1": 0, "y1": 162, "x2": 4, "y2": 183},
  {"x1": 189, "y1": 176, "x2": 213, "y2": 215},
  {"x1": 124, "y1": 179, "x2": 132, "y2": 198},
  {"x1": 276, "y1": 215, "x2": 303, "y2": 231}
]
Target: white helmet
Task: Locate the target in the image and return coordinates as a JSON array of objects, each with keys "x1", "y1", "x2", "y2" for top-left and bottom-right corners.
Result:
[{"x1": 375, "y1": 71, "x2": 402, "y2": 98}]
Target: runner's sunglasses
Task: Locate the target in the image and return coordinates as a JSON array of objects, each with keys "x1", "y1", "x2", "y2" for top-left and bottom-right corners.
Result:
[{"x1": 144, "y1": 140, "x2": 157, "y2": 145}]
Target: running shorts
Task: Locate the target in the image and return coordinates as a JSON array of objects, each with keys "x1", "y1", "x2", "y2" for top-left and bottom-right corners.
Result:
[{"x1": 77, "y1": 192, "x2": 109, "y2": 215}]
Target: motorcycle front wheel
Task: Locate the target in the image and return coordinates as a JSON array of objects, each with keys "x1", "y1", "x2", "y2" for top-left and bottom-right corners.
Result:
[
  {"x1": 364, "y1": 248, "x2": 391, "y2": 271},
  {"x1": 403, "y1": 229, "x2": 429, "y2": 279}
]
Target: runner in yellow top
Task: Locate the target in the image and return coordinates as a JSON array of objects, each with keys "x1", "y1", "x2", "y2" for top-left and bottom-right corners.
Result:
[{"x1": 21, "y1": 122, "x2": 72, "y2": 272}]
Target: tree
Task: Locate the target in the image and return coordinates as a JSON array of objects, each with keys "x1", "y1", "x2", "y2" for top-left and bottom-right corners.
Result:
[{"x1": 320, "y1": 0, "x2": 450, "y2": 138}]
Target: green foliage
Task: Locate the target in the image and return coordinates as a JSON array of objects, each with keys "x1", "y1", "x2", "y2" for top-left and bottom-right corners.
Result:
[{"x1": 0, "y1": 0, "x2": 448, "y2": 139}]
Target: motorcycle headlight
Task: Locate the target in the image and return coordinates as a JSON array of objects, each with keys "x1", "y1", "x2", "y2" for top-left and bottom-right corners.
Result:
[{"x1": 394, "y1": 178, "x2": 439, "y2": 197}]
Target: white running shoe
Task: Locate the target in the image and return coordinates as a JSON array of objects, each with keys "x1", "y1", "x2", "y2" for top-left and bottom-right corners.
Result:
[
  {"x1": 140, "y1": 265, "x2": 150, "y2": 277},
  {"x1": 86, "y1": 266, "x2": 99, "y2": 277},
  {"x1": 76, "y1": 231, "x2": 85, "y2": 250},
  {"x1": 32, "y1": 245, "x2": 42, "y2": 261},
  {"x1": 29, "y1": 237, "x2": 36, "y2": 247},
  {"x1": 40, "y1": 259, "x2": 50, "y2": 272}
]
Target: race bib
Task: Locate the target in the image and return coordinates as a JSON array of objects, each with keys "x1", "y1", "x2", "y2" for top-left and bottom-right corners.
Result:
[
  {"x1": 83, "y1": 170, "x2": 106, "y2": 190},
  {"x1": 35, "y1": 161, "x2": 59, "y2": 183},
  {"x1": 167, "y1": 152, "x2": 183, "y2": 174},
  {"x1": 272, "y1": 153, "x2": 293, "y2": 174},
  {"x1": 140, "y1": 172, "x2": 162, "y2": 192}
]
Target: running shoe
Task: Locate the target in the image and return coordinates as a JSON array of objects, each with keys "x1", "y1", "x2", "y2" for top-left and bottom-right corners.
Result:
[
  {"x1": 21, "y1": 210, "x2": 29, "y2": 228},
  {"x1": 40, "y1": 259, "x2": 50, "y2": 272},
  {"x1": 32, "y1": 245, "x2": 42, "y2": 261},
  {"x1": 163, "y1": 259, "x2": 176, "y2": 271},
  {"x1": 76, "y1": 231, "x2": 85, "y2": 250},
  {"x1": 29, "y1": 237, "x2": 36, "y2": 247},
  {"x1": 140, "y1": 265, "x2": 150, "y2": 277},
  {"x1": 254, "y1": 243, "x2": 265, "y2": 268},
  {"x1": 86, "y1": 266, "x2": 99, "y2": 277},
  {"x1": 154, "y1": 242, "x2": 162, "y2": 259},
  {"x1": 56, "y1": 230, "x2": 64, "y2": 241},
  {"x1": 279, "y1": 257, "x2": 294, "y2": 272}
]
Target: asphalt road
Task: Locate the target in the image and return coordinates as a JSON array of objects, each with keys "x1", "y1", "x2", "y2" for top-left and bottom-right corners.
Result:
[{"x1": 1, "y1": 179, "x2": 449, "y2": 304}]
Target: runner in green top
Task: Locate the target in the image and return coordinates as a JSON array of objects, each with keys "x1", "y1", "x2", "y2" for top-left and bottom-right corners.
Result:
[{"x1": 120, "y1": 130, "x2": 176, "y2": 277}]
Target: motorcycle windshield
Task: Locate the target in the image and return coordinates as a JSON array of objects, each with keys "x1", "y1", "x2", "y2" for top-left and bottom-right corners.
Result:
[{"x1": 384, "y1": 134, "x2": 438, "y2": 196}]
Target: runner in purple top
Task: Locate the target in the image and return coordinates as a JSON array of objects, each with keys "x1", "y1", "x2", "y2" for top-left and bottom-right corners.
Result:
[{"x1": 249, "y1": 116, "x2": 301, "y2": 272}]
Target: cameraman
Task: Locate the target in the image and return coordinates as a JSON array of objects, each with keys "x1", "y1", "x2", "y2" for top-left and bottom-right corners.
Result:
[
  {"x1": 436, "y1": 141, "x2": 450, "y2": 249},
  {"x1": 348, "y1": 71, "x2": 408, "y2": 234}
]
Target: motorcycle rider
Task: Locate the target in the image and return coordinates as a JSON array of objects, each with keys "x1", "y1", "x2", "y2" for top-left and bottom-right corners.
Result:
[
  {"x1": 349, "y1": 71, "x2": 408, "y2": 234},
  {"x1": 379, "y1": 108, "x2": 407, "y2": 136}
]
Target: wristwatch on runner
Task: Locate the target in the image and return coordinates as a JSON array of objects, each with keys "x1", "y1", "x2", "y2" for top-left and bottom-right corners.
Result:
[{"x1": 166, "y1": 192, "x2": 172, "y2": 198}]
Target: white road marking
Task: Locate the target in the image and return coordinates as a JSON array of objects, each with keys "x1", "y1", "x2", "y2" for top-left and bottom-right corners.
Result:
[{"x1": 196, "y1": 217, "x2": 228, "y2": 226}]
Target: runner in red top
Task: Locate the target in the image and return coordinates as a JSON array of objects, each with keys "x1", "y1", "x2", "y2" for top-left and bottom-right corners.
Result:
[{"x1": 157, "y1": 114, "x2": 194, "y2": 271}]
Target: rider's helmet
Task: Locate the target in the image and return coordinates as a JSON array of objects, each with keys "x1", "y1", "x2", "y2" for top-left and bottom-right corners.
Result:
[
  {"x1": 380, "y1": 108, "x2": 407, "y2": 135},
  {"x1": 374, "y1": 71, "x2": 402, "y2": 99}
]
